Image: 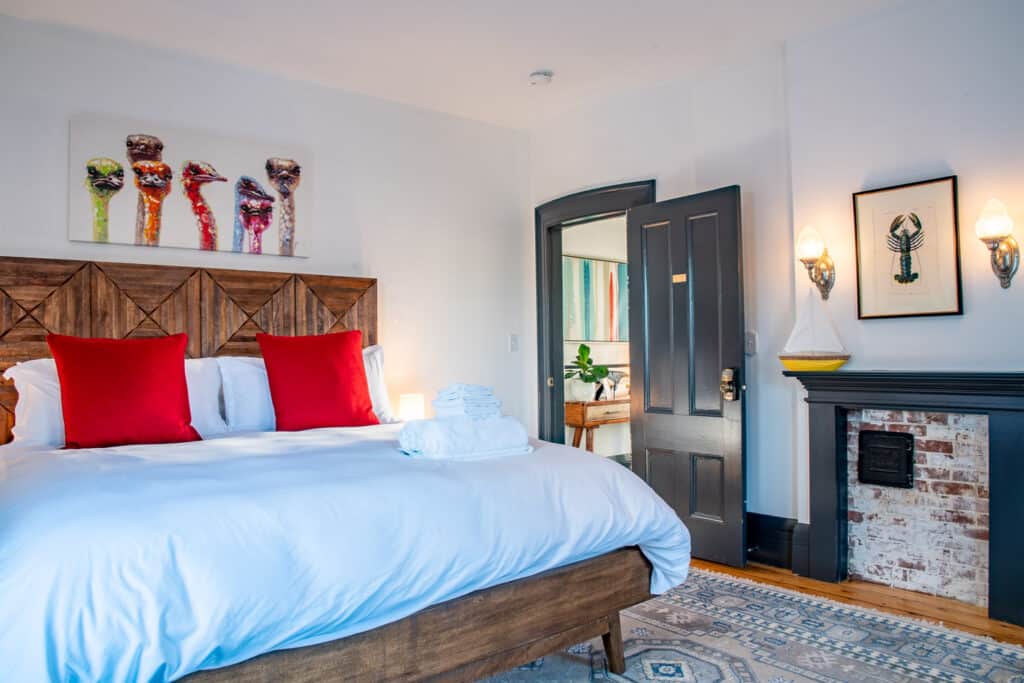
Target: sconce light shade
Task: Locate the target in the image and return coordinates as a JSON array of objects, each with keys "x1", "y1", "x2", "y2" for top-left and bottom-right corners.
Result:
[
  {"x1": 975, "y1": 198, "x2": 1014, "y2": 240},
  {"x1": 398, "y1": 393, "x2": 426, "y2": 421},
  {"x1": 795, "y1": 225, "x2": 835, "y2": 300},
  {"x1": 796, "y1": 225, "x2": 825, "y2": 263},
  {"x1": 975, "y1": 198, "x2": 1019, "y2": 289}
]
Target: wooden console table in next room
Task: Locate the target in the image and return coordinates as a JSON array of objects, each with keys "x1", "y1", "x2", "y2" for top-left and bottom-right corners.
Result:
[{"x1": 565, "y1": 398, "x2": 630, "y2": 452}]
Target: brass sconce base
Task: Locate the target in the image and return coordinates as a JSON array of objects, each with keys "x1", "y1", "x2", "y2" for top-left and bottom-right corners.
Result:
[
  {"x1": 983, "y1": 235, "x2": 1019, "y2": 289},
  {"x1": 800, "y1": 248, "x2": 836, "y2": 300}
]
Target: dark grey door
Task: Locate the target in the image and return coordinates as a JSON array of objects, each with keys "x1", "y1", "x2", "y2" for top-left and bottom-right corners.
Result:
[{"x1": 627, "y1": 186, "x2": 746, "y2": 567}]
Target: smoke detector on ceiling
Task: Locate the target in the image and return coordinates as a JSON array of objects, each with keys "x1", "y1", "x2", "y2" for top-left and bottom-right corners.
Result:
[{"x1": 529, "y1": 70, "x2": 554, "y2": 86}]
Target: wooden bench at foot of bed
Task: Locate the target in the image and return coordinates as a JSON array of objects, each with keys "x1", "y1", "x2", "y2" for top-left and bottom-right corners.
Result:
[{"x1": 185, "y1": 547, "x2": 652, "y2": 682}]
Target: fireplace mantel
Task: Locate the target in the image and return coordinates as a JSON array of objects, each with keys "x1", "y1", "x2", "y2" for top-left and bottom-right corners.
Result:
[{"x1": 785, "y1": 370, "x2": 1024, "y2": 627}]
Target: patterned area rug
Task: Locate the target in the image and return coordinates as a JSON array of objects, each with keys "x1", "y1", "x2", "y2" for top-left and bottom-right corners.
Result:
[{"x1": 482, "y1": 569, "x2": 1024, "y2": 682}]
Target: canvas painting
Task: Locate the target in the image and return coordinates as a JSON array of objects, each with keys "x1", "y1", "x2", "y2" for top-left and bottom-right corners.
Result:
[
  {"x1": 68, "y1": 115, "x2": 312, "y2": 257},
  {"x1": 562, "y1": 255, "x2": 629, "y2": 342},
  {"x1": 853, "y1": 176, "x2": 962, "y2": 319}
]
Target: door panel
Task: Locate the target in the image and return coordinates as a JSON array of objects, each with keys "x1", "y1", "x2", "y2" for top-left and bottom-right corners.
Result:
[
  {"x1": 689, "y1": 213, "x2": 723, "y2": 416},
  {"x1": 642, "y1": 222, "x2": 674, "y2": 413},
  {"x1": 628, "y1": 185, "x2": 746, "y2": 567}
]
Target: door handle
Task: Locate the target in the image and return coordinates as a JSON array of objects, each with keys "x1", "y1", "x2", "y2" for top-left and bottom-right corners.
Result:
[{"x1": 719, "y1": 368, "x2": 738, "y2": 402}]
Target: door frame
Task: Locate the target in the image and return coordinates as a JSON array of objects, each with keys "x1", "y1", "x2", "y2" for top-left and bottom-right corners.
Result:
[{"x1": 534, "y1": 180, "x2": 655, "y2": 442}]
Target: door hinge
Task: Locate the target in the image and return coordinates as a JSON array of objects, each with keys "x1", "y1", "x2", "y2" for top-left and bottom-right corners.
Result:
[{"x1": 546, "y1": 376, "x2": 555, "y2": 388}]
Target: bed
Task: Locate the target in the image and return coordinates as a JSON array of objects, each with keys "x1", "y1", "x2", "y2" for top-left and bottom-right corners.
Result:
[{"x1": 0, "y1": 257, "x2": 690, "y2": 682}]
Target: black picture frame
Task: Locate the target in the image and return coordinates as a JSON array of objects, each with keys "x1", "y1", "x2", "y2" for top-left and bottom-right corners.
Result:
[{"x1": 852, "y1": 175, "x2": 963, "y2": 320}]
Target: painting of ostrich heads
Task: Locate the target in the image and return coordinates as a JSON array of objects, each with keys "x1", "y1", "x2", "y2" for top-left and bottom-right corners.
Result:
[
  {"x1": 68, "y1": 115, "x2": 312, "y2": 256},
  {"x1": 84, "y1": 157, "x2": 124, "y2": 242},
  {"x1": 853, "y1": 176, "x2": 962, "y2": 319},
  {"x1": 265, "y1": 158, "x2": 302, "y2": 256},
  {"x1": 234, "y1": 176, "x2": 275, "y2": 255},
  {"x1": 181, "y1": 161, "x2": 227, "y2": 251},
  {"x1": 132, "y1": 160, "x2": 173, "y2": 247}
]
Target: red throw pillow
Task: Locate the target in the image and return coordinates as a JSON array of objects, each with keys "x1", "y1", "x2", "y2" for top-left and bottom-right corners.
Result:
[
  {"x1": 47, "y1": 333, "x2": 200, "y2": 449},
  {"x1": 257, "y1": 331, "x2": 379, "y2": 431}
]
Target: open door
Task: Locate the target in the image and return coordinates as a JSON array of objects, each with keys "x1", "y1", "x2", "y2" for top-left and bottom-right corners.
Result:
[{"x1": 627, "y1": 186, "x2": 747, "y2": 567}]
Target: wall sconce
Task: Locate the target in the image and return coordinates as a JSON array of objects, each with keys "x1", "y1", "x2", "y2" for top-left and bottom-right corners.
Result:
[
  {"x1": 975, "y1": 198, "x2": 1019, "y2": 289},
  {"x1": 796, "y1": 225, "x2": 836, "y2": 300},
  {"x1": 398, "y1": 393, "x2": 426, "y2": 421}
]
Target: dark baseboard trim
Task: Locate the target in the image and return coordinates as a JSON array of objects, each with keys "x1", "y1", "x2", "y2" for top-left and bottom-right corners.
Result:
[
  {"x1": 791, "y1": 522, "x2": 811, "y2": 576},
  {"x1": 746, "y1": 513, "x2": 799, "y2": 569}
]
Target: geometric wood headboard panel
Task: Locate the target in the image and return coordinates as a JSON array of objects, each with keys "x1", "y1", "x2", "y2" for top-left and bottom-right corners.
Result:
[{"x1": 0, "y1": 256, "x2": 377, "y2": 444}]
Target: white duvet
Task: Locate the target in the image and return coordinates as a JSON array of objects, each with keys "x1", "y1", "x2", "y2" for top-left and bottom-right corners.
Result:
[{"x1": 0, "y1": 424, "x2": 690, "y2": 682}]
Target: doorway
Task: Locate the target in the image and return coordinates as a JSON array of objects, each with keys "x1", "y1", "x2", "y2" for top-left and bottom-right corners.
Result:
[
  {"x1": 534, "y1": 181, "x2": 655, "y2": 451},
  {"x1": 536, "y1": 182, "x2": 748, "y2": 568},
  {"x1": 561, "y1": 214, "x2": 632, "y2": 464}
]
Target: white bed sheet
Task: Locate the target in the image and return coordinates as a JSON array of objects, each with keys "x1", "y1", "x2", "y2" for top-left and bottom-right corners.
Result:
[{"x1": 0, "y1": 424, "x2": 690, "y2": 682}]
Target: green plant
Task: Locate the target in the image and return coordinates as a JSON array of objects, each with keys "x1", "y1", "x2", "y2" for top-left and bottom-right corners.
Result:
[{"x1": 564, "y1": 343, "x2": 609, "y2": 384}]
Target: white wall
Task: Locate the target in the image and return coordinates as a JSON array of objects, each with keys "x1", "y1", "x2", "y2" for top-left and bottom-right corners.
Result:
[
  {"x1": 0, "y1": 16, "x2": 530, "y2": 419},
  {"x1": 786, "y1": 0, "x2": 1024, "y2": 520},
  {"x1": 528, "y1": 49, "x2": 798, "y2": 518}
]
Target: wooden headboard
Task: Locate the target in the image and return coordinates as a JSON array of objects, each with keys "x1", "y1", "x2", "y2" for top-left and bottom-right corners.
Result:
[{"x1": 0, "y1": 256, "x2": 377, "y2": 444}]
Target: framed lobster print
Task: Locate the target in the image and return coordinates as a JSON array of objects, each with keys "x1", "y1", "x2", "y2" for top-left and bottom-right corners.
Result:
[{"x1": 853, "y1": 175, "x2": 962, "y2": 319}]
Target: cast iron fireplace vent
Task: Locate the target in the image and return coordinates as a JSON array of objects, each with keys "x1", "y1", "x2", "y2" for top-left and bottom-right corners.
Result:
[{"x1": 858, "y1": 430, "x2": 914, "y2": 488}]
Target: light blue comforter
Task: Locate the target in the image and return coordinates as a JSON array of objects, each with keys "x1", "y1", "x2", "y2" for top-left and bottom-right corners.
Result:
[{"x1": 0, "y1": 424, "x2": 690, "y2": 681}]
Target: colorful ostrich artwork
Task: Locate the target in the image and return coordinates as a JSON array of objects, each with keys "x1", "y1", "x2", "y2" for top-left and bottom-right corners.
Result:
[
  {"x1": 265, "y1": 158, "x2": 302, "y2": 256},
  {"x1": 84, "y1": 158, "x2": 124, "y2": 242},
  {"x1": 132, "y1": 161, "x2": 173, "y2": 247},
  {"x1": 181, "y1": 161, "x2": 227, "y2": 251},
  {"x1": 234, "y1": 176, "x2": 275, "y2": 255},
  {"x1": 125, "y1": 134, "x2": 164, "y2": 246},
  {"x1": 69, "y1": 116, "x2": 311, "y2": 256}
]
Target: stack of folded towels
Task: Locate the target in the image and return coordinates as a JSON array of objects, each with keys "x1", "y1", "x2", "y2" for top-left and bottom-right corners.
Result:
[
  {"x1": 399, "y1": 384, "x2": 531, "y2": 461},
  {"x1": 431, "y1": 383, "x2": 502, "y2": 419}
]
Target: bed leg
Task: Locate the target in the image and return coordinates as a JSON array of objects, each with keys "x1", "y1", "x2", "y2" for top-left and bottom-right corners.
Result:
[{"x1": 602, "y1": 611, "x2": 626, "y2": 674}]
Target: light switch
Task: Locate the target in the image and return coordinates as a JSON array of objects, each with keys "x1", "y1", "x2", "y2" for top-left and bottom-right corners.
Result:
[
  {"x1": 508, "y1": 333, "x2": 519, "y2": 352},
  {"x1": 744, "y1": 331, "x2": 758, "y2": 356}
]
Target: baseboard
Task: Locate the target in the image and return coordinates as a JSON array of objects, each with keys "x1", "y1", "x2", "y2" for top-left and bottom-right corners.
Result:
[
  {"x1": 791, "y1": 523, "x2": 811, "y2": 576},
  {"x1": 746, "y1": 513, "x2": 796, "y2": 569}
]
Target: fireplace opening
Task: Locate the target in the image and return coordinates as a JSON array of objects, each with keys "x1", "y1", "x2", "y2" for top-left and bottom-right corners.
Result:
[{"x1": 858, "y1": 430, "x2": 914, "y2": 488}]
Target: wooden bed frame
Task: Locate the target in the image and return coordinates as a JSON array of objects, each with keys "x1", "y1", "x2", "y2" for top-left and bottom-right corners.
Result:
[
  {"x1": 0, "y1": 256, "x2": 653, "y2": 679},
  {"x1": 186, "y1": 548, "x2": 651, "y2": 682}
]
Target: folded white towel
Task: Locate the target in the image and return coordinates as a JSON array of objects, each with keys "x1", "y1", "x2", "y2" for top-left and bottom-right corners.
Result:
[
  {"x1": 433, "y1": 396, "x2": 501, "y2": 407},
  {"x1": 404, "y1": 445, "x2": 533, "y2": 461},
  {"x1": 436, "y1": 383, "x2": 494, "y2": 400},
  {"x1": 432, "y1": 388, "x2": 502, "y2": 420},
  {"x1": 399, "y1": 416, "x2": 530, "y2": 460},
  {"x1": 434, "y1": 407, "x2": 502, "y2": 420},
  {"x1": 433, "y1": 397, "x2": 501, "y2": 412}
]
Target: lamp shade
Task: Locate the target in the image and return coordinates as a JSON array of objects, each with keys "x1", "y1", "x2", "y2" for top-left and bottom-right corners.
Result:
[
  {"x1": 796, "y1": 225, "x2": 825, "y2": 262},
  {"x1": 976, "y1": 198, "x2": 1014, "y2": 240},
  {"x1": 398, "y1": 393, "x2": 425, "y2": 421}
]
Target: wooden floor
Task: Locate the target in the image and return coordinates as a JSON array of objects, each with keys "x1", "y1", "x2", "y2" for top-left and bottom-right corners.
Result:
[{"x1": 692, "y1": 559, "x2": 1024, "y2": 647}]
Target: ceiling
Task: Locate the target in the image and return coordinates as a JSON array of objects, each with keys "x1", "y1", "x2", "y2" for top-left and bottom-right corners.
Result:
[{"x1": 0, "y1": 0, "x2": 894, "y2": 129}]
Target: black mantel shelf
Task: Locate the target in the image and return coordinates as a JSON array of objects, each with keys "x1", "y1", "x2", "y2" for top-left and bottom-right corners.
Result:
[
  {"x1": 785, "y1": 370, "x2": 1024, "y2": 627},
  {"x1": 784, "y1": 371, "x2": 1024, "y2": 400}
]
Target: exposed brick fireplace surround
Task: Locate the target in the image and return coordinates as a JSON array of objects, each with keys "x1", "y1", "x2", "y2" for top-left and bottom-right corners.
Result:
[
  {"x1": 847, "y1": 409, "x2": 989, "y2": 606},
  {"x1": 785, "y1": 371, "x2": 1024, "y2": 627}
]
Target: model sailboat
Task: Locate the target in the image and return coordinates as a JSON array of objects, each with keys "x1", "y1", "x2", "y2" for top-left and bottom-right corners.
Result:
[{"x1": 778, "y1": 289, "x2": 850, "y2": 371}]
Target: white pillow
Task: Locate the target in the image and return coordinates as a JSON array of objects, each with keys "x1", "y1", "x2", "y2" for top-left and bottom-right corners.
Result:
[
  {"x1": 363, "y1": 344, "x2": 397, "y2": 424},
  {"x1": 217, "y1": 345, "x2": 396, "y2": 432},
  {"x1": 2, "y1": 356, "x2": 229, "y2": 445},
  {"x1": 183, "y1": 358, "x2": 230, "y2": 438},
  {"x1": 216, "y1": 357, "x2": 276, "y2": 432},
  {"x1": 2, "y1": 358, "x2": 63, "y2": 446}
]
